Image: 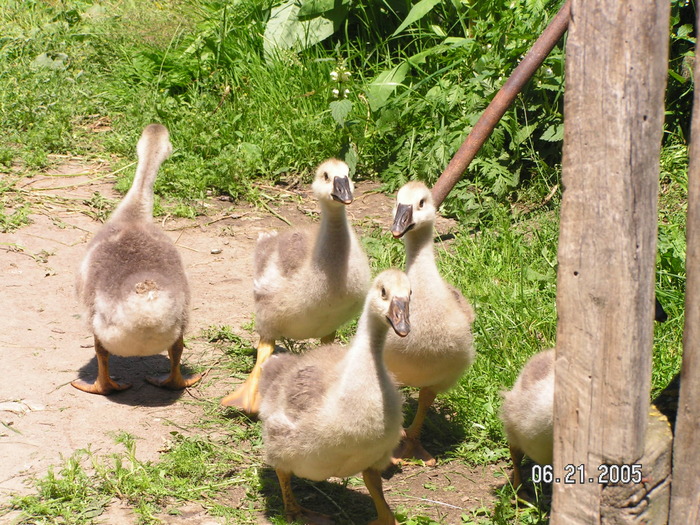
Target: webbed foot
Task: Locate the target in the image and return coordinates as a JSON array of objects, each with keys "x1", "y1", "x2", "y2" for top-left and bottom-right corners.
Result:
[
  {"x1": 220, "y1": 379, "x2": 260, "y2": 415},
  {"x1": 71, "y1": 377, "x2": 131, "y2": 395},
  {"x1": 220, "y1": 339, "x2": 275, "y2": 416},
  {"x1": 146, "y1": 335, "x2": 201, "y2": 390},
  {"x1": 391, "y1": 434, "x2": 436, "y2": 467},
  {"x1": 145, "y1": 371, "x2": 201, "y2": 390},
  {"x1": 72, "y1": 337, "x2": 131, "y2": 395}
]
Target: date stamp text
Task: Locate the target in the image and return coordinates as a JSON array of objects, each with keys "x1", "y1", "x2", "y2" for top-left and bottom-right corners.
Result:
[{"x1": 531, "y1": 463, "x2": 643, "y2": 484}]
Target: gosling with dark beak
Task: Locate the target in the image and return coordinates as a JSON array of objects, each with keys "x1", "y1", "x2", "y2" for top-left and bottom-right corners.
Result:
[
  {"x1": 387, "y1": 294, "x2": 411, "y2": 338},
  {"x1": 391, "y1": 203, "x2": 414, "y2": 238},
  {"x1": 331, "y1": 174, "x2": 353, "y2": 205}
]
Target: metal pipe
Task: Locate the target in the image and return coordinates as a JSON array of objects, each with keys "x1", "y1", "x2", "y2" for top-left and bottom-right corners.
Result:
[{"x1": 431, "y1": 0, "x2": 571, "y2": 208}]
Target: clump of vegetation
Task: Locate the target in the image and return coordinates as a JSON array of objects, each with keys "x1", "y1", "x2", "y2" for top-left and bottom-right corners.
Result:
[{"x1": 9, "y1": 432, "x2": 253, "y2": 524}]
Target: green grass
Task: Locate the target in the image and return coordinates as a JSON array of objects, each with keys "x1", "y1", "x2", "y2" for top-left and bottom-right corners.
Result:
[
  {"x1": 0, "y1": 0, "x2": 569, "y2": 223},
  {"x1": 8, "y1": 430, "x2": 255, "y2": 525}
]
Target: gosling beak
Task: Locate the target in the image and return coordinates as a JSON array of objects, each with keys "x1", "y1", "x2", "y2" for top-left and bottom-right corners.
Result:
[
  {"x1": 391, "y1": 203, "x2": 414, "y2": 238},
  {"x1": 387, "y1": 296, "x2": 410, "y2": 337},
  {"x1": 331, "y1": 176, "x2": 353, "y2": 204}
]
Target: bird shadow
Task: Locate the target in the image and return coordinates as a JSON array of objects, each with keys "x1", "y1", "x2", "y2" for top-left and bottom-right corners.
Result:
[
  {"x1": 73, "y1": 353, "x2": 192, "y2": 407},
  {"x1": 258, "y1": 467, "x2": 379, "y2": 525},
  {"x1": 394, "y1": 393, "x2": 468, "y2": 462}
]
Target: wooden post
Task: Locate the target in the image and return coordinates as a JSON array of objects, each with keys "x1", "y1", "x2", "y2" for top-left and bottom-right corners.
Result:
[
  {"x1": 552, "y1": 1, "x2": 669, "y2": 523},
  {"x1": 669, "y1": 6, "x2": 700, "y2": 521}
]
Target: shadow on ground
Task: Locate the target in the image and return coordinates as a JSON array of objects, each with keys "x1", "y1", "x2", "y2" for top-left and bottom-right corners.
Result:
[
  {"x1": 258, "y1": 467, "x2": 380, "y2": 525},
  {"x1": 74, "y1": 353, "x2": 193, "y2": 406}
]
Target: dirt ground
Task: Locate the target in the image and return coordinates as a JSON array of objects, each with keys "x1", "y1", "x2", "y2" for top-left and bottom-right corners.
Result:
[{"x1": 0, "y1": 161, "x2": 508, "y2": 523}]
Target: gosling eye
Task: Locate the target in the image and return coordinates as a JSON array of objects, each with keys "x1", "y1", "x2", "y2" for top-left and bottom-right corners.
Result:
[
  {"x1": 418, "y1": 198, "x2": 425, "y2": 209},
  {"x1": 323, "y1": 171, "x2": 330, "y2": 182},
  {"x1": 381, "y1": 286, "x2": 387, "y2": 299}
]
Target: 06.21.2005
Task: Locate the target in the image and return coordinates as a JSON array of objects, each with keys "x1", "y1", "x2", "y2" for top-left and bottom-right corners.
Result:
[{"x1": 531, "y1": 463, "x2": 643, "y2": 484}]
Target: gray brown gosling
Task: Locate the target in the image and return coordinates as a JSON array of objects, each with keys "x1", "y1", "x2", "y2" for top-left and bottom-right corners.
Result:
[
  {"x1": 259, "y1": 269, "x2": 411, "y2": 525},
  {"x1": 385, "y1": 181, "x2": 475, "y2": 465},
  {"x1": 72, "y1": 124, "x2": 200, "y2": 395},
  {"x1": 221, "y1": 159, "x2": 371, "y2": 415},
  {"x1": 500, "y1": 349, "x2": 554, "y2": 495}
]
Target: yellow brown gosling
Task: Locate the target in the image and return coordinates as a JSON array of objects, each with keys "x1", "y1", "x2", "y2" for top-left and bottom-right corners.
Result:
[
  {"x1": 384, "y1": 181, "x2": 475, "y2": 465},
  {"x1": 259, "y1": 269, "x2": 411, "y2": 525},
  {"x1": 221, "y1": 159, "x2": 370, "y2": 415}
]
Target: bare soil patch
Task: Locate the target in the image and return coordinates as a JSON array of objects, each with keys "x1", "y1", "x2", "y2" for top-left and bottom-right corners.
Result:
[{"x1": 1, "y1": 165, "x2": 507, "y2": 523}]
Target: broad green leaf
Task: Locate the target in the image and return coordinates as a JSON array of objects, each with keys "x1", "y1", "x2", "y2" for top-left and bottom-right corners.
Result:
[
  {"x1": 676, "y1": 24, "x2": 693, "y2": 39},
  {"x1": 668, "y1": 69, "x2": 688, "y2": 84},
  {"x1": 264, "y1": 0, "x2": 348, "y2": 57},
  {"x1": 299, "y1": 0, "x2": 350, "y2": 18},
  {"x1": 366, "y1": 62, "x2": 409, "y2": 112},
  {"x1": 541, "y1": 124, "x2": 563, "y2": 142},
  {"x1": 341, "y1": 142, "x2": 358, "y2": 174},
  {"x1": 392, "y1": 0, "x2": 441, "y2": 36},
  {"x1": 444, "y1": 37, "x2": 471, "y2": 45},
  {"x1": 430, "y1": 24, "x2": 446, "y2": 37},
  {"x1": 330, "y1": 99, "x2": 353, "y2": 127},
  {"x1": 407, "y1": 43, "x2": 448, "y2": 66},
  {"x1": 513, "y1": 122, "x2": 537, "y2": 146}
]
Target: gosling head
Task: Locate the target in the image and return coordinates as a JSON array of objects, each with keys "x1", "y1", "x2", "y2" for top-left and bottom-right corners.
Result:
[
  {"x1": 312, "y1": 158, "x2": 354, "y2": 206},
  {"x1": 370, "y1": 269, "x2": 411, "y2": 337},
  {"x1": 136, "y1": 123, "x2": 173, "y2": 163},
  {"x1": 391, "y1": 181, "x2": 436, "y2": 239}
]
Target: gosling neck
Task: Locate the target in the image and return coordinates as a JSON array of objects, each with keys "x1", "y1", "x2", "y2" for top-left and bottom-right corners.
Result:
[
  {"x1": 404, "y1": 222, "x2": 437, "y2": 273},
  {"x1": 314, "y1": 200, "x2": 351, "y2": 262},
  {"x1": 352, "y1": 307, "x2": 391, "y2": 358},
  {"x1": 111, "y1": 154, "x2": 164, "y2": 223},
  {"x1": 337, "y1": 308, "x2": 393, "y2": 405},
  {"x1": 319, "y1": 200, "x2": 350, "y2": 230}
]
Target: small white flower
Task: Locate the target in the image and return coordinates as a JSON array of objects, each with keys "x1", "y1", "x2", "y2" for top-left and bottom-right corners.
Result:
[
  {"x1": 330, "y1": 71, "x2": 339, "y2": 81},
  {"x1": 341, "y1": 71, "x2": 352, "y2": 82},
  {"x1": 343, "y1": 88, "x2": 350, "y2": 98},
  {"x1": 486, "y1": 43, "x2": 492, "y2": 49},
  {"x1": 332, "y1": 88, "x2": 340, "y2": 97}
]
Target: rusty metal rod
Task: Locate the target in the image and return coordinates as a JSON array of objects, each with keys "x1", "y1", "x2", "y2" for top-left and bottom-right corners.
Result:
[{"x1": 431, "y1": 0, "x2": 571, "y2": 208}]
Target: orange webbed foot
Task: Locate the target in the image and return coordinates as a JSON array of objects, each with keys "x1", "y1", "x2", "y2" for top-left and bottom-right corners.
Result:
[
  {"x1": 220, "y1": 381, "x2": 260, "y2": 416},
  {"x1": 71, "y1": 377, "x2": 132, "y2": 395},
  {"x1": 145, "y1": 371, "x2": 201, "y2": 390},
  {"x1": 391, "y1": 434, "x2": 436, "y2": 467}
]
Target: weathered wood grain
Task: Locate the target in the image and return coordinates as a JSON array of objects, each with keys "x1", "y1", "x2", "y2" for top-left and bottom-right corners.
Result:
[
  {"x1": 669, "y1": 5, "x2": 700, "y2": 522},
  {"x1": 551, "y1": 1, "x2": 669, "y2": 523},
  {"x1": 599, "y1": 406, "x2": 672, "y2": 524}
]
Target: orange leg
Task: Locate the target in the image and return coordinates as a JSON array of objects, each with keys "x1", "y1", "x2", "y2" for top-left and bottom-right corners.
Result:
[
  {"x1": 275, "y1": 469, "x2": 333, "y2": 525},
  {"x1": 146, "y1": 335, "x2": 201, "y2": 389},
  {"x1": 392, "y1": 387, "x2": 437, "y2": 466},
  {"x1": 71, "y1": 336, "x2": 131, "y2": 395},
  {"x1": 363, "y1": 468, "x2": 398, "y2": 525},
  {"x1": 220, "y1": 339, "x2": 275, "y2": 415}
]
